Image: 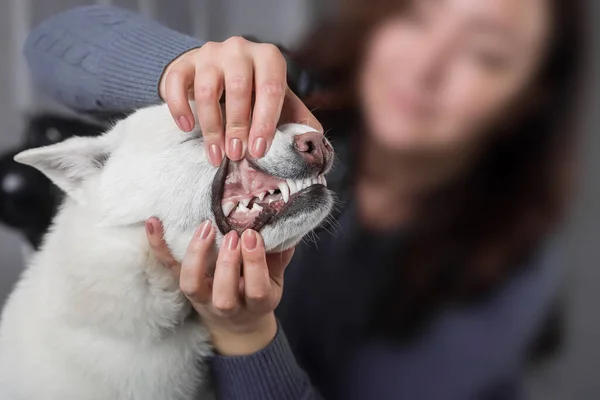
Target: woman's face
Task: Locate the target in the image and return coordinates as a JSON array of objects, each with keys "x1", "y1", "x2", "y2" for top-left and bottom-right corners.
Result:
[{"x1": 359, "y1": 0, "x2": 551, "y2": 155}]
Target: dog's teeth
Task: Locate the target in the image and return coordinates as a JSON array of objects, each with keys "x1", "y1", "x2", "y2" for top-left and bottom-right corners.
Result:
[
  {"x1": 268, "y1": 189, "x2": 275, "y2": 195},
  {"x1": 311, "y1": 177, "x2": 318, "y2": 185},
  {"x1": 303, "y1": 178, "x2": 311, "y2": 189},
  {"x1": 257, "y1": 192, "x2": 266, "y2": 201},
  {"x1": 240, "y1": 198, "x2": 250, "y2": 207},
  {"x1": 322, "y1": 176, "x2": 327, "y2": 187},
  {"x1": 287, "y1": 179, "x2": 298, "y2": 195},
  {"x1": 222, "y1": 202, "x2": 236, "y2": 217},
  {"x1": 278, "y1": 182, "x2": 290, "y2": 203},
  {"x1": 296, "y1": 179, "x2": 303, "y2": 191},
  {"x1": 251, "y1": 203, "x2": 263, "y2": 212},
  {"x1": 237, "y1": 202, "x2": 249, "y2": 212},
  {"x1": 317, "y1": 176, "x2": 323, "y2": 185}
]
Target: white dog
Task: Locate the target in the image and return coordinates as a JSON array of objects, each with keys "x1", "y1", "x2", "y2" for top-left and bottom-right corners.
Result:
[{"x1": 0, "y1": 102, "x2": 335, "y2": 400}]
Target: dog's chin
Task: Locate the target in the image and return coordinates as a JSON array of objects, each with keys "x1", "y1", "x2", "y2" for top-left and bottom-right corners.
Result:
[{"x1": 211, "y1": 157, "x2": 333, "y2": 248}]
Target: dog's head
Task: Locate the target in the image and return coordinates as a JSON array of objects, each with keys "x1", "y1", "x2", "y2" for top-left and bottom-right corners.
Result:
[{"x1": 14, "y1": 103, "x2": 335, "y2": 259}]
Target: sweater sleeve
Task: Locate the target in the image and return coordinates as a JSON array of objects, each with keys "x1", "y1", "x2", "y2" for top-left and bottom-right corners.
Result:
[
  {"x1": 23, "y1": 5, "x2": 203, "y2": 113},
  {"x1": 211, "y1": 322, "x2": 324, "y2": 400}
]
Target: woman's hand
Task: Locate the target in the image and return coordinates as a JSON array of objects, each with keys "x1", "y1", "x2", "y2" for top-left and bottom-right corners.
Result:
[
  {"x1": 145, "y1": 217, "x2": 295, "y2": 356},
  {"x1": 159, "y1": 36, "x2": 322, "y2": 166}
]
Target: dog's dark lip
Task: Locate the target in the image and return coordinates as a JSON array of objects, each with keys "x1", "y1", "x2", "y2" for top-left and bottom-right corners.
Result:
[{"x1": 211, "y1": 157, "x2": 233, "y2": 235}]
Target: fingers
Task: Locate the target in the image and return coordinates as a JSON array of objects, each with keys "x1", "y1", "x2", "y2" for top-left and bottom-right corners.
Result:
[
  {"x1": 163, "y1": 59, "x2": 196, "y2": 133},
  {"x1": 240, "y1": 230, "x2": 272, "y2": 310},
  {"x1": 146, "y1": 217, "x2": 181, "y2": 279},
  {"x1": 280, "y1": 90, "x2": 323, "y2": 133},
  {"x1": 195, "y1": 64, "x2": 225, "y2": 166},
  {"x1": 265, "y1": 247, "x2": 295, "y2": 287},
  {"x1": 179, "y1": 221, "x2": 216, "y2": 304},
  {"x1": 212, "y1": 231, "x2": 242, "y2": 314},
  {"x1": 248, "y1": 44, "x2": 287, "y2": 158},
  {"x1": 223, "y1": 41, "x2": 253, "y2": 161}
]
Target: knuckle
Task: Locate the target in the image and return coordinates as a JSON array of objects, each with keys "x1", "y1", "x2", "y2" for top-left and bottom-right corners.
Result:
[
  {"x1": 165, "y1": 67, "x2": 185, "y2": 86},
  {"x1": 195, "y1": 84, "x2": 218, "y2": 102},
  {"x1": 180, "y1": 281, "x2": 201, "y2": 299},
  {"x1": 201, "y1": 41, "x2": 218, "y2": 54},
  {"x1": 226, "y1": 36, "x2": 247, "y2": 48},
  {"x1": 218, "y1": 260, "x2": 238, "y2": 272},
  {"x1": 246, "y1": 289, "x2": 270, "y2": 303},
  {"x1": 259, "y1": 43, "x2": 282, "y2": 58},
  {"x1": 261, "y1": 79, "x2": 285, "y2": 98},
  {"x1": 226, "y1": 76, "x2": 251, "y2": 97},
  {"x1": 213, "y1": 299, "x2": 237, "y2": 313}
]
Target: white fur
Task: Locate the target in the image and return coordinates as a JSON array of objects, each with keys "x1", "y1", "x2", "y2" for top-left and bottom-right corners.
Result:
[{"x1": 0, "y1": 102, "x2": 334, "y2": 399}]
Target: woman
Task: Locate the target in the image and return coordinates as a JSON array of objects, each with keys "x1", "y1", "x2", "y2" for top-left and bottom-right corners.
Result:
[{"x1": 24, "y1": 0, "x2": 587, "y2": 399}]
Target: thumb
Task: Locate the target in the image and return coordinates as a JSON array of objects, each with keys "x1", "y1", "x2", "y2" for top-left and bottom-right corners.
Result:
[
  {"x1": 265, "y1": 247, "x2": 295, "y2": 286},
  {"x1": 280, "y1": 89, "x2": 323, "y2": 133}
]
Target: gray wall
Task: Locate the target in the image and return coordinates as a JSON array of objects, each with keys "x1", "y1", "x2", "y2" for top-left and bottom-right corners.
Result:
[{"x1": 0, "y1": 1, "x2": 598, "y2": 398}]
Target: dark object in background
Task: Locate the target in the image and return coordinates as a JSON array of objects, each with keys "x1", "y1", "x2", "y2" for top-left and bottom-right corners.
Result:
[{"x1": 0, "y1": 114, "x2": 113, "y2": 249}]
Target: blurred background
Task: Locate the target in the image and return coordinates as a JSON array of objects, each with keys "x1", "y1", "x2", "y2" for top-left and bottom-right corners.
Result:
[{"x1": 0, "y1": 1, "x2": 597, "y2": 399}]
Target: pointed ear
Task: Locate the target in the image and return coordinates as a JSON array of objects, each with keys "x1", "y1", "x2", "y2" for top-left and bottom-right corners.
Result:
[{"x1": 14, "y1": 135, "x2": 112, "y2": 203}]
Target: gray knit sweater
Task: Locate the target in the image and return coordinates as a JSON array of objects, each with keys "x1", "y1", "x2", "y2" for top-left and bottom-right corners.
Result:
[{"x1": 24, "y1": 5, "x2": 564, "y2": 400}]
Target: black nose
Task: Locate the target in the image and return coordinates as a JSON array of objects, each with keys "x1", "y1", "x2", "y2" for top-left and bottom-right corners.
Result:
[{"x1": 293, "y1": 131, "x2": 333, "y2": 172}]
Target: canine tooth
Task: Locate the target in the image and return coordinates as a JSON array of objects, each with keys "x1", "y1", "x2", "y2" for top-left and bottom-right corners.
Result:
[
  {"x1": 257, "y1": 192, "x2": 266, "y2": 201},
  {"x1": 317, "y1": 176, "x2": 324, "y2": 185},
  {"x1": 251, "y1": 203, "x2": 263, "y2": 212},
  {"x1": 268, "y1": 189, "x2": 275, "y2": 195},
  {"x1": 322, "y1": 176, "x2": 327, "y2": 187},
  {"x1": 237, "y1": 202, "x2": 249, "y2": 212},
  {"x1": 222, "y1": 202, "x2": 236, "y2": 217},
  {"x1": 278, "y1": 182, "x2": 290, "y2": 203},
  {"x1": 287, "y1": 179, "x2": 298, "y2": 195},
  {"x1": 240, "y1": 198, "x2": 250, "y2": 207}
]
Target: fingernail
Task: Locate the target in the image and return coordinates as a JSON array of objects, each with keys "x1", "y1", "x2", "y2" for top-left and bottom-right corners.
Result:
[
  {"x1": 252, "y1": 137, "x2": 267, "y2": 158},
  {"x1": 198, "y1": 221, "x2": 212, "y2": 240},
  {"x1": 209, "y1": 144, "x2": 222, "y2": 166},
  {"x1": 178, "y1": 116, "x2": 192, "y2": 132},
  {"x1": 226, "y1": 231, "x2": 239, "y2": 251},
  {"x1": 229, "y1": 138, "x2": 243, "y2": 160},
  {"x1": 242, "y1": 230, "x2": 257, "y2": 251},
  {"x1": 145, "y1": 220, "x2": 155, "y2": 235}
]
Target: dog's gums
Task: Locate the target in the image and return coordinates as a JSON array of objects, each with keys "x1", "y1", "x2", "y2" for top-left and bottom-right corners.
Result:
[{"x1": 212, "y1": 157, "x2": 328, "y2": 235}]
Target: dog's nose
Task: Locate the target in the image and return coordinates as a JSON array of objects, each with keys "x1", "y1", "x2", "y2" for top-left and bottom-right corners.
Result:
[{"x1": 293, "y1": 131, "x2": 333, "y2": 171}]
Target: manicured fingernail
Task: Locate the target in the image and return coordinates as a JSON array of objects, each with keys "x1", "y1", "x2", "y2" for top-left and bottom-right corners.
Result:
[
  {"x1": 198, "y1": 221, "x2": 212, "y2": 240},
  {"x1": 229, "y1": 138, "x2": 243, "y2": 160},
  {"x1": 242, "y1": 230, "x2": 257, "y2": 251},
  {"x1": 145, "y1": 220, "x2": 154, "y2": 235},
  {"x1": 252, "y1": 137, "x2": 267, "y2": 158},
  {"x1": 209, "y1": 144, "x2": 222, "y2": 166},
  {"x1": 178, "y1": 116, "x2": 192, "y2": 132},
  {"x1": 226, "y1": 231, "x2": 239, "y2": 250}
]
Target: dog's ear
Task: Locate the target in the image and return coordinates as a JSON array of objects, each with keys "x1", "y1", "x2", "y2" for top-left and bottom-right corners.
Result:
[{"x1": 14, "y1": 135, "x2": 112, "y2": 203}]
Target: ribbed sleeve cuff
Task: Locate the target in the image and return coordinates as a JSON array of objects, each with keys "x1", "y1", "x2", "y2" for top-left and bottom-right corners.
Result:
[
  {"x1": 24, "y1": 5, "x2": 202, "y2": 113},
  {"x1": 211, "y1": 322, "x2": 316, "y2": 400},
  {"x1": 97, "y1": 9, "x2": 202, "y2": 110}
]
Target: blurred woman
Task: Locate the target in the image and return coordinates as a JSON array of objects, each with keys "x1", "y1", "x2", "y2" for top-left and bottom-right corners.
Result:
[{"x1": 25, "y1": 0, "x2": 588, "y2": 399}]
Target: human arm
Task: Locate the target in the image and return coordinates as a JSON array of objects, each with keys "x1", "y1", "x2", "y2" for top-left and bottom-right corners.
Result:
[
  {"x1": 23, "y1": 5, "x2": 201, "y2": 113},
  {"x1": 25, "y1": 5, "x2": 321, "y2": 166}
]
